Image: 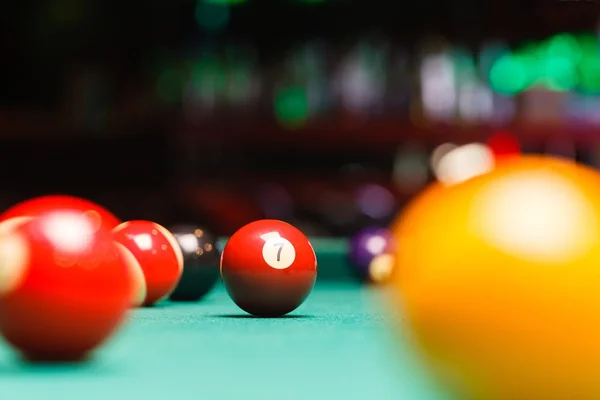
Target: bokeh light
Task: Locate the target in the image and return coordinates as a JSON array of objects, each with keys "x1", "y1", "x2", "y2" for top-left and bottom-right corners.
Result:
[
  {"x1": 489, "y1": 54, "x2": 529, "y2": 95},
  {"x1": 355, "y1": 184, "x2": 395, "y2": 220},
  {"x1": 435, "y1": 143, "x2": 495, "y2": 185},
  {"x1": 195, "y1": 1, "x2": 230, "y2": 32},
  {"x1": 274, "y1": 86, "x2": 309, "y2": 128}
]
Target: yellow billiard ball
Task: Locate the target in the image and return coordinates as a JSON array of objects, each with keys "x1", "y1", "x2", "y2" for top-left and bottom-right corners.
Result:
[{"x1": 391, "y1": 155, "x2": 600, "y2": 400}]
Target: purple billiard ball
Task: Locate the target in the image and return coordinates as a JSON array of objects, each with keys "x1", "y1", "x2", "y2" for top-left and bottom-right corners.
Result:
[{"x1": 348, "y1": 227, "x2": 395, "y2": 284}]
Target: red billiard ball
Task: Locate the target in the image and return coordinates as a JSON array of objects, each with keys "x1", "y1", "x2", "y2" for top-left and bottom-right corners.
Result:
[
  {"x1": 220, "y1": 219, "x2": 317, "y2": 317},
  {"x1": 0, "y1": 211, "x2": 134, "y2": 361},
  {"x1": 0, "y1": 195, "x2": 121, "y2": 230},
  {"x1": 112, "y1": 221, "x2": 184, "y2": 307}
]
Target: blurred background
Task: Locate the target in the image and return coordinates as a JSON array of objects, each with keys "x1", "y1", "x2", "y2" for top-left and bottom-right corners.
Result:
[{"x1": 1, "y1": 0, "x2": 600, "y2": 236}]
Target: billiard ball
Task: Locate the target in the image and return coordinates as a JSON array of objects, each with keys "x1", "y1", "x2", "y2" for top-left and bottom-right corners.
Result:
[
  {"x1": 391, "y1": 155, "x2": 600, "y2": 399},
  {"x1": 221, "y1": 219, "x2": 317, "y2": 317},
  {"x1": 0, "y1": 210, "x2": 133, "y2": 361},
  {"x1": 348, "y1": 227, "x2": 395, "y2": 284},
  {"x1": 168, "y1": 225, "x2": 220, "y2": 301},
  {"x1": 112, "y1": 220, "x2": 183, "y2": 307},
  {"x1": 0, "y1": 195, "x2": 121, "y2": 230}
]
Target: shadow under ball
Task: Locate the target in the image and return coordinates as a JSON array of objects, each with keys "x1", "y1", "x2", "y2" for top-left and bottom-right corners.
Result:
[{"x1": 168, "y1": 225, "x2": 220, "y2": 301}]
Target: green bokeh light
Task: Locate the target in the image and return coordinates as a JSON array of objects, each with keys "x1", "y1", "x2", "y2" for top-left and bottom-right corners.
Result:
[
  {"x1": 486, "y1": 33, "x2": 600, "y2": 95},
  {"x1": 544, "y1": 57, "x2": 577, "y2": 91},
  {"x1": 577, "y1": 33, "x2": 598, "y2": 54},
  {"x1": 191, "y1": 57, "x2": 227, "y2": 96},
  {"x1": 489, "y1": 54, "x2": 529, "y2": 95},
  {"x1": 545, "y1": 33, "x2": 581, "y2": 63},
  {"x1": 515, "y1": 45, "x2": 544, "y2": 86},
  {"x1": 274, "y1": 86, "x2": 309, "y2": 128},
  {"x1": 195, "y1": 2, "x2": 230, "y2": 31},
  {"x1": 579, "y1": 55, "x2": 600, "y2": 93}
]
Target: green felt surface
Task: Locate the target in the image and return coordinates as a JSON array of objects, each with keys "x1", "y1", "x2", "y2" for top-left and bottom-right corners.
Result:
[
  {"x1": 0, "y1": 238, "x2": 450, "y2": 399},
  {"x1": 0, "y1": 283, "x2": 450, "y2": 400}
]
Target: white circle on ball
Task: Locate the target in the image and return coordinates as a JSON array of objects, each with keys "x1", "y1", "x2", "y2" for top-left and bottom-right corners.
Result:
[{"x1": 262, "y1": 237, "x2": 296, "y2": 270}]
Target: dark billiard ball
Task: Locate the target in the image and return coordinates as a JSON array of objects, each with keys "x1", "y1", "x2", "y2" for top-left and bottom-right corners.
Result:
[
  {"x1": 0, "y1": 210, "x2": 133, "y2": 361},
  {"x1": 220, "y1": 219, "x2": 317, "y2": 317},
  {"x1": 169, "y1": 225, "x2": 220, "y2": 302},
  {"x1": 348, "y1": 227, "x2": 395, "y2": 284}
]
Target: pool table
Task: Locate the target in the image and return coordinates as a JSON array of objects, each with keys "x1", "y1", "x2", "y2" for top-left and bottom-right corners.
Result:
[{"x1": 0, "y1": 238, "x2": 449, "y2": 400}]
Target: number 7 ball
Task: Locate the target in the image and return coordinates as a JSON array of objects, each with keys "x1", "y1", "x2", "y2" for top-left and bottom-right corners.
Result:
[{"x1": 220, "y1": 219, "x2": 317, "y2": 317}]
